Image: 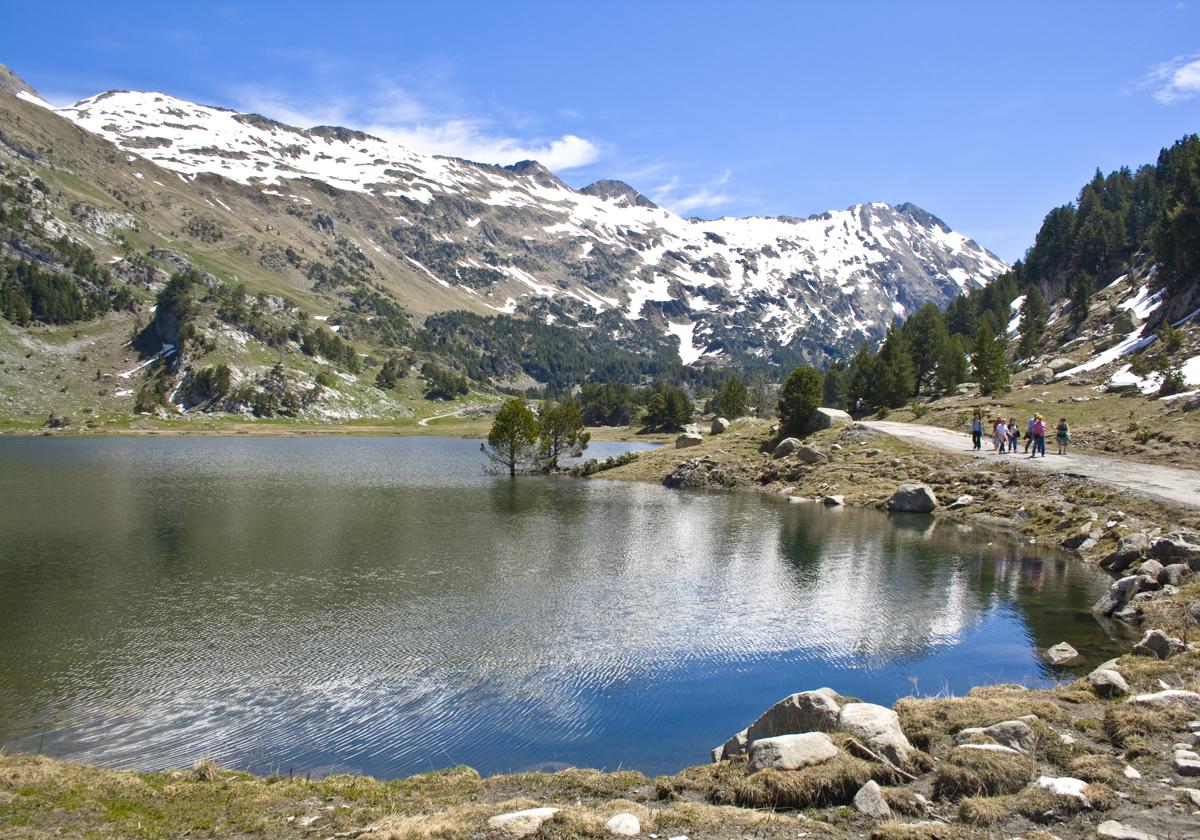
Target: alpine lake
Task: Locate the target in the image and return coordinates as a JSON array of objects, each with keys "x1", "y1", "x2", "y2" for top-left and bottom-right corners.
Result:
[{"x1": 0, "y1": 435, "x2": 1126, "y2": 779}]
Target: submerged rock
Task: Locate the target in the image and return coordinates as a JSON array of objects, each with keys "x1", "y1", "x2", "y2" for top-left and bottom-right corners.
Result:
[{"x1": 1043, "y1": 641, "x2": 1079, "y2": 665}]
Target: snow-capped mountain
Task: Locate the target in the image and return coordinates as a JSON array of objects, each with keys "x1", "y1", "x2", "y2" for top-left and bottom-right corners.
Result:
[{"x1": 53, "y1": 89, "x2": 1007, "y2": 365}]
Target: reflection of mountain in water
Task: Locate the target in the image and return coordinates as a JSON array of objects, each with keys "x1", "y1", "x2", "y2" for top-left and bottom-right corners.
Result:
[{"x1": 0, "y1": 437, "x2": 1122, "y2": 778}]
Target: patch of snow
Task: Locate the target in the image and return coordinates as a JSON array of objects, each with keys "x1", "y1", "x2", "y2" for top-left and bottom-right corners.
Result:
[{"x1": 666, "y1": 320, "x2": 705, "y2": 365}]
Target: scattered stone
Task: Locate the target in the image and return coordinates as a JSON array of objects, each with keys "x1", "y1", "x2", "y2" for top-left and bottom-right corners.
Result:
[
  {"x1": 1137, "y1": 559, "x2": 1165, "y2": 580},
  {"x1": 852, "y1": 779, "x2": 892, "y2": 819},
  {"x1": 1030, "y1": 397, "x2": 1044, "y2": 404},
  {"x1": 605, "y1": 813, "x2": 641, "y2": 836},
  {"x1": 1096, "y1": 821, "x2": 1157, "y2": 840},
  {"x1": 1036, "y1": 775, "x2": 1088, "y2": 802},
  {"x1": 1127, "y1": 690, "x2": 1200, "y2": 713},
  {"x1": 1123, "y1": 765, "x2": 1141, "y2": 779},
  {"x1": 948, "y1": 494, "x2": 973, "y2": 510},
  {"x1": 675, "y1": 432, "x2": 703, "y2": 449},
  {"x1": 798, "y1": 444, "x2": 828, "y2": 464},
  {"x1": 1088, "y1": 669, "x2": 1130, "y2": 698},
  {"x1": 711, "y1": 417, "x2": 730, "y2": 435},
  {"x1": 1160, "y1": 563, "x2": 1192, "y2": 586},
  {"x1": 829, "y1": 443, "x2": 842, "y2": 451},
  {"x1": 956, "y1": 743, "x2": 1021, "y2": 755},
  {"x1": 887, "y1": 483, "x2": 938, "y2": 513},
  {"x1": 1175, "y1": 749, "x2": 1200, "y2": 776},
  {"x1": 1043, "y1": 642, "x2": 1079, "y2": 665},
  {"x1": 1048, "y1": 357, "x2": 1077, "y2": 374},
  {"x1": 838, "y1": 702, "x2": 913, "y2": 767},
  {"x1": 1176, "y1": 786, "x2": 1200, "y2": 807},
  {"x1": 823, "y1": 495, "x2": 844, "y2": 506},
  {"x1": 955, "y1": 719, "x2": 1036, "y2": 753},
  {"x1": 773, "y1": 437, "x2": 800, "y2": 458},
  {"x1": 1131, "y1": 628, "x2": 1188, "y2": 660},
  {"x1": 808, "y1": 407, "x2": 852, "y2": 431},
  {"x1": 489, "y1": 808, "x2": 561, "y2": 837},
  {"x1": 1029, "y1": 367, "x2": 1055, "y2": 385},
  {"x1": 747, "y1": 732, "x2": 839, "y2": 772},
  {"x1": 1102, "y1": 534, "x2": 1150, "y2": 573}
]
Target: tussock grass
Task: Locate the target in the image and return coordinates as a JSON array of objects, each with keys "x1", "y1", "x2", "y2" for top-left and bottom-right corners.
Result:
[
  {"x1": 733, "y1": 755, "x2": 902, "y2": 810},
  {"x1": 1103, "y1": 701, "x2": 1194, "y2": 750},
  {"x1": 931, "y1": 749, "x2": 1036, "y2": 800},
  {"x1": 895, "y1": 685, "x2": 1063, "y2": 753},
  {"x1": 869, "y1": 821, "x2": 966, "y2": 840},
  {"x1": 881, "y1": 786, "x2": 926, "y2": 816},
  {"x1": 958, "y1": 782, "x2": 1116, "y2": 826},
  {"x1": 1067, "y1": 754, "x2": 1124, "y2": 785}
]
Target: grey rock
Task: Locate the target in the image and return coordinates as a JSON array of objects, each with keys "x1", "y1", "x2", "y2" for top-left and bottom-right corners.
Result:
[
  {"x1": 852, "y1": 780, "x2": 892, "y2": 819},
  {"x1": 1088, "y1": 669, "x2": 1130, "y2": 698},
  {"x1": 808, "y1": 407, "x2": 852, "y2": 431},
  {"x1": 1092, "y1": 575, "x2": 1142, "y2": 618},
  {"x1": 823, "y1": 495, "x2": 844, "y2": 506},
  {"x1": 1137, "y1": 559, "x2": 1165, "y2": 580},
  {"x1": 1101, "y1": 532, "x2": 1150, "y2": 573},
  {"x1": 1174, "y1": 748, "x2": 1200, "y2": 776},
  {"x1": 1048, "y1": 356, "x2": 1078, "y2": 374},
  {"x1": 887, "y1": 483, "x2": 938, "y2": 513},
  {"x1": 1096, "y1": 821, "x2": 1158, "y2": 840},
  {"x1": 675, "y1": 432, "x2": 703, "y2": 449},
  {"x1": 1043, "y1": 642, "x2": 1079, "y2": 665},
  {"x1": 1150, "y1": 531, "x2": 1200, "y2": 568},
  {"x1": 488, "y1": 808, "x2": 561, "y2": 837},
  {"x1": 797, "y1": 444, "x2": 828, "y2": 464},
  {"x1": 837, "y1": 702, "x2": 913, "y2": 767},
  {"x1": 1160, "y1": 563, "x2": 1192, "y2": 586},
  {"x1": 947, "y1": 494, "x2": 973, "y2": 510},
  {"x1": 605, "y1": 814, "x2": 641, "y2": 836},
  {"x1": 956, "y1": 743, "x2": 1021, "y2": 755},
  {"x1": 1131, "y1": 629, "x2": 1188, "y2": 660},
  {"x1": 710, "y1": 417, "x2": 730, "y2": 434},
  {"x1": 1028, "y1": 367, "x2": 1056, "y2": 385},
  {"x1": 773, "y1": 437, "x2": 800, "y2": 458},
  {"x1": 1127, "y1": 690, "x2": 1200, "y2": 713},
  {"x1": 955, "y1": 719, "x2": 1036, "y2": 753},
  {"x1": 747, "y1": 732, "x2": 840, "y2": 771},
  {"x1": 715, "y1": 689, "x2": 842, "y2": 760}
]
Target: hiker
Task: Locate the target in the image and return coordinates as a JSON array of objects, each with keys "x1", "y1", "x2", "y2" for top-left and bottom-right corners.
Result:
[
  {"x1": 993, "y1": 417, "x2": 1007, "y2": 453},
  {"x1": 1024, "y1": 415, "x2": 1036, "y2": 453},
  {"x1": 1007, "y1": 418, "x2": 1019, "y2": 455},
  {"x1": 1056, "y1": 417, "x2": 1070, "y2": 455},
  {"x1": 970, "y1": 411, "x2": 983, "y2": 450},
  {"x1": 1030, "y1": 414, "x2": 1046, "y2": 458}
]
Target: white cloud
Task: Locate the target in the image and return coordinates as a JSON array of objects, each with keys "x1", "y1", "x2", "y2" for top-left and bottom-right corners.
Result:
[
  {"x1": 229, "y1": 82, "x2": 600, "y2": 172},
  {"x1": 1134, "y1": 52, "x2": 1200, "y2": 104},
  {"x1": 650, "y1": 169, "x2": 734, "y2": 216}
]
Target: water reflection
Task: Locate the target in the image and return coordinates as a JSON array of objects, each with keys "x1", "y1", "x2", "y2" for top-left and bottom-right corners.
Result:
[{"x1": 0, "y1": 437, "x2": 1125, "y2": 778}]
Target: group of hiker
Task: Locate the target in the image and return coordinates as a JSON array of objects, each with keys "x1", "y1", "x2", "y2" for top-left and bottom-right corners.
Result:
[{"x1": 969, "y1": 408, "x2": 1070, "y2": 457}]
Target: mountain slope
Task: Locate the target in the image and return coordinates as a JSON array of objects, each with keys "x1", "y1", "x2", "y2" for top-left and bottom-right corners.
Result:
[{"x1": 49, "y1": 87, "x2": 1007, "y2": 365}]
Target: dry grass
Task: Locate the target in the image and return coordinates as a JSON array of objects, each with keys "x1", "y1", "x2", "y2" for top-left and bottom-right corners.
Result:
[
  {"x1": 869, "y1": 821, "x2": 966, "y2": 840},
  {"x1": 881, "y1": 786, "x2": 927, "y2": 817},
  {"x1": 733, "y1": 754, "x2": 902, "y2": 810},
  {"x1": 1103, "y1": 701, "x2": 1194, "y2": 750},
  {"x1": 931, "y1": 748, "x2": 1037, "y2": 800},
  {"x1": 1067, "y1": 754, "x2": 1124, "y2": 785},
  {"x1": 895, "y1": 684, "x2": 1064, "y2": 753},
  {"x1": 958, "y1": 782, "x2": 1115, "y2": 826}
]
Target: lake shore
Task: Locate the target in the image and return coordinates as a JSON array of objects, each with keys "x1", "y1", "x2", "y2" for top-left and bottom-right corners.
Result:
[{"x1": 3, "y1": 418, "x2": 1199, "y2": 839}]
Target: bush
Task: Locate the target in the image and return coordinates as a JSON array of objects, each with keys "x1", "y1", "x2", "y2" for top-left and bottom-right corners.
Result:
[{"x1": 777, "y1": 366, "x2": 822, "y2": 436}]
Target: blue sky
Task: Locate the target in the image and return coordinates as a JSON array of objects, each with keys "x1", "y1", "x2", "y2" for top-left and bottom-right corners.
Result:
[{"x1": 3, "y1": 1, "x2": 1199, "y2": 261}]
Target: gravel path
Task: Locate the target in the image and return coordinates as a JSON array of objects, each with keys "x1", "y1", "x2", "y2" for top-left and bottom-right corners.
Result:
[{"x1": 862, "y1": 420, "x2": 1200, "y2": 510}]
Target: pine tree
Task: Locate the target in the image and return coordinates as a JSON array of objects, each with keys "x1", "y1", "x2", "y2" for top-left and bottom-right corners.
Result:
[
  {"x1": 482, "y1": 399, "x2": 541, "y2": 476},
  {"x1": 777, "y1": 366, "x2": 823, "y2": 436},
  {"x1": 1070, "y1": 271, "x2": 1094, "y2": 328},
  {"x1": 874, "y1": 323, "x2": 917, "y2": 407},
  {"x1": 935, "y1": 334, "x2": 968, "y2": 395},
  {"x1": 713, "y1": 374, "x2": 748, "y2": 419},
  {"x1": 821, "y1": 363, "x2": 847, "y2": 409},
  {"x1": 903, "y1": 303, "x2": 949, "y2": 394},
  {"x1": 1017, "y1": 286, "x2": 1048, "y2": 359},
  {"x1": 845, "y1": 344, "x2": 878, "y2": 415},
  {"x1": 973, "y1": 322, "x2": 1010, "y2": 395},
  {"x1": 538, "y1": 399, "x2": 590, "y2": 469}
]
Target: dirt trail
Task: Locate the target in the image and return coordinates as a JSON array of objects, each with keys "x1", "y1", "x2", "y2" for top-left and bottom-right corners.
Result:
[
  {"x1": 863, "y1": 420, "x2": 1200, "y2": 510},
  {"x1": 417, "y1": 407, "x2": 467, "y2": 427}
]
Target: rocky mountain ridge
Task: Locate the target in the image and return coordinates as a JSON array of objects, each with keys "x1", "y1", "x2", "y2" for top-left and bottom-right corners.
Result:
[{"x1": 41, "y1": 86, "x2": 1007, "y2": 366}]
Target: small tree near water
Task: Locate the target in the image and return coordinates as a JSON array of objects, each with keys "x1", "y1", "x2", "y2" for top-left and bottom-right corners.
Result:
[
  {"x1": 482, "y1": 398, "x2": 541, "y2": 476},
  {"x1": 538, "y1": 399, "x2": 590, "y2": 468},
  {"x1": 777, "y1": 366, "x2": 823, "y2": 436}
]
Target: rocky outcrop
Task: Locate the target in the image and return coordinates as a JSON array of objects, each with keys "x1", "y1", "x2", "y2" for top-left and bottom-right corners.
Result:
[
  {"x1": 663, "y1": 455, "x2": 737, "y2": 490},
  {"x1": 1150, "y1": 532, "x2": 1200, "y2": 568},
  {"x1": 837, "y1": 702, "x2": 913, "y2": 767},
  {"x1": 712, "y1": 689, "x2": 842, "y2": 761},
  {"x1": 1028, "y1": 367, "x2": 1055, "y2": 385},
  {"x1": 1131, "y1": 628, "x2": 1188, "y2": 660},
  {"x1": 887, "y1": 483, "x2": 937, "y2": 513}
]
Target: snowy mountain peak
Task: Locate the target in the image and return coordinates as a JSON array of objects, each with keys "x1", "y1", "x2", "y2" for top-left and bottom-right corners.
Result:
[{"x1": 44, "y1": 86, "x2": 1008, "y2": 366}]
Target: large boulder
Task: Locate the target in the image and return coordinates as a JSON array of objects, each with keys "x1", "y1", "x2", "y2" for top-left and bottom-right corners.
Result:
[
  {"x1": 1088, "y1": 668, "x2": 1129, "y2": 698},
  {"x1": 713, "y1": 689, "x2": 842, "y2": 761},
  {"x1": 1131, "y1": 628, "x2": 1188, "y2": 660},
  {"x1": 747, "y1": 732, "x2": 840, "y2": 772},
  {"x1": 888, "y1": 483, "x2": 938, "y2": 513},
  {"x1": 1092, "y1": 575, "x2": 1141, "y2": 618},
  {"x1": 808, "y1": 407, "x2": 852, "y2": 431},
  {"x1": 837, "y1": 702, "x2": 913, "y2": 767},
  {"x1": 711, "y1": 417, "x2": 730, "y2": 434},
  {"x1": 773, "y1": 437, "x2": 801, "y2": 458},
  {"x1": 1028, "y1": 367, "x2": 1055, "y2": 385},
  {"x1": 1151, "y1": 531, "x2": 1200, "y2": 568},
  {"x1": 675, "y1": 432, "x2": 703, "y2": 449},
  {"x1": 1048, "y1": 357, "x2": 1078, "y2": 374}
]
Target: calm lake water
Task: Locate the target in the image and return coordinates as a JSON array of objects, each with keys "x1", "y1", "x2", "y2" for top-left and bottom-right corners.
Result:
[{"x1": 0, "y1": 436, "x2": 1124, "y2": 778}]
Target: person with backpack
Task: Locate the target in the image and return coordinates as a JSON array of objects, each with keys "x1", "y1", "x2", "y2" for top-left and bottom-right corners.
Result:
[
  {"x1": 993, "y1": 417, "x2": 1008, "y2": 453},
  {"x1": 1007, "y1": 418, "x2": 1019, "y2": 455},
  {"x1": 1030, "y1": 414, "x2": 1046, "y2": 458},
  {"x1": 970, "y1": 410, "x2": 983, "y2": 450},
  {"x1": 1056, "y1": 417, "x2": 1071, "y2": 455}
]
